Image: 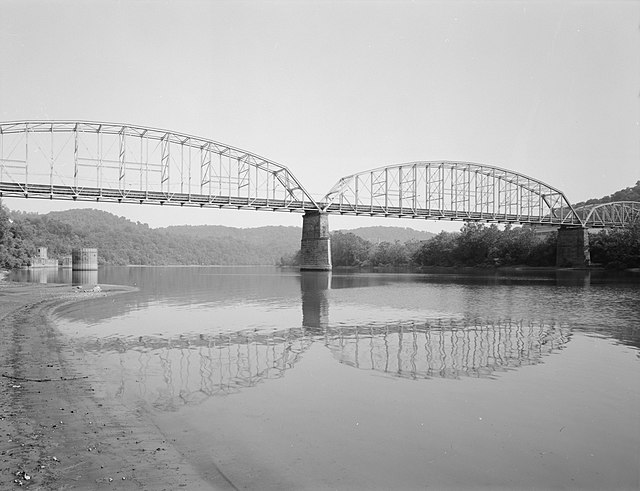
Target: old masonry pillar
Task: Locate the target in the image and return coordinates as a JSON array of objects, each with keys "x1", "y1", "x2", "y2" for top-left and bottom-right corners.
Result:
[
  {"x1": 556, "y1": 226, "x2": 591, "y2": 267},
  {"x1": 300, "y1": 210, "x2": 332, "y2": 271}
]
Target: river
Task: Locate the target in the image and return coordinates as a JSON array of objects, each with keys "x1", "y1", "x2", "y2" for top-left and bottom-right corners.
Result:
[{"x1": 9, "y1": 266, "x2": 640, "y2": 490}]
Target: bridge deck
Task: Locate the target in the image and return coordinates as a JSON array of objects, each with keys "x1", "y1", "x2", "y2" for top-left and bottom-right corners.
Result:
[
  {"x1": 0, "y1": 182, "x2": 318, "y2": 212},
  {"x1": 322, "y1": 203, "x2": 589, "y2": 225},
  {"x1": 1, "y1": 181, "x2": 604, "y2": 226}
]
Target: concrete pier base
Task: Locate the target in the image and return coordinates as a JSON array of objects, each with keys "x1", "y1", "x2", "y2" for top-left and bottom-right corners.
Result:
[
  {"x1": 556, "y1": 227, "x2": 590, "y2": 267},
  {"x1": 300, "y1": 211, "x2": 332, "y2": 271}
]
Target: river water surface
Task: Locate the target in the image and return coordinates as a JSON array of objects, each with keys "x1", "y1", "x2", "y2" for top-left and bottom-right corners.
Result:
[{"x1": 11, "y1": 267, "x2": 640, "y2": 490}]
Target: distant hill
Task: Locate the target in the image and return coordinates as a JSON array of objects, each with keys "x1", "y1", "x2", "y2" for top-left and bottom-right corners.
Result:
[
  {"x1": 5, "y1": 208, "x2": 433, "y2": 266},
  {"x1": 164, "y1": 224, "x2": 301, "y2": 261},
  {"x1": 573, "y1": 180, "x2": 640, "y2": 208},
  {"x1": 341, "y1": 226, "x2": 435, "y2": 243},
  {"x1": 164, "y1": 224, "x2": 434, "y2": 245},
  {"x1": 39, "y1": 210, "x2": 300, "y2": 265},
  {"x1": 165, "y1": 224, "x2": 300, "y2": 244}
]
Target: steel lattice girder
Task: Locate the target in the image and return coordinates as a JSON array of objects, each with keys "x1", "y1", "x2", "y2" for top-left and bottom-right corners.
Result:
[
  {"x1": 322, "y1": 161, "x2": 584, "y2": 226},
  {"x1": 0, "y1": 121, "x2": 319, "y2": 212},
  {"x1": 575, "y1": 201, "x2": 640, "y2": 228}
]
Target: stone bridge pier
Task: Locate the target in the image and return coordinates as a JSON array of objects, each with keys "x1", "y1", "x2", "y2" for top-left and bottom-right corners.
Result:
[
  {"x1": 300, "y1": 211, "x2": 332, "y2": 271},
  {"x1": 556, "y1": 226, "x2": 591, "y2": 267}
]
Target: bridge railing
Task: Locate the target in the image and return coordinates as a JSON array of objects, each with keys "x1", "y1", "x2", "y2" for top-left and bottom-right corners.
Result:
[{"x1": 0, "y1": 121, "x2": 320, "y2": 212}]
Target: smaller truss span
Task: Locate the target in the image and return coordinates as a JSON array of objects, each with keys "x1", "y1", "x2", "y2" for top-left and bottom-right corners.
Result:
[
  {"x1": 322, "y1": 161, "x2": 583, "y2": 226},
  {"x1": 576, "y1": 201, "x2": 640, "y2": 228}
]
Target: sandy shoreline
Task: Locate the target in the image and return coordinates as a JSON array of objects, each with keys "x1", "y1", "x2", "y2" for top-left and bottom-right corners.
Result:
[{"x1": 0, "y1": 281, "x2": 230, "y2": 490}]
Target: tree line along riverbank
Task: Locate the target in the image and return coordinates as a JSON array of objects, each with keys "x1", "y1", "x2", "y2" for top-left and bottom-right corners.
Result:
[
  {"x1": 1, "y1": 179, "x2": 639, "y2": 270},
  {"x1": 279, "y1": 222, "x2": 640, "y2": 269}
]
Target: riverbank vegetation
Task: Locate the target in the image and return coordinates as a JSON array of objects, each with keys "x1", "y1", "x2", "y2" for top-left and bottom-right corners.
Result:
[
  {"x1": 1, "y1": 180, "x2": 639, "y2": 269},
  {"x1": 285, "y1": 181, "x2": 640, "y2": 269},
  {"x1": 288, "y1": 224, "x2": 558, "y2": 268},
  {"x1": 279, "y1": 222, "x2": 638, "y2": 269},
  {"x1": 0, "y1": 203, "x2": 302, "y2": 267},
  {"x1": 590, "y1": 224, "x2": 640, "y2": 269}
]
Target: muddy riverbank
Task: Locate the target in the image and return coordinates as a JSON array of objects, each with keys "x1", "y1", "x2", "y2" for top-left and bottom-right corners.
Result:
[{"x1": 0, "y1": 282, "x2": 229, "y2": 490}]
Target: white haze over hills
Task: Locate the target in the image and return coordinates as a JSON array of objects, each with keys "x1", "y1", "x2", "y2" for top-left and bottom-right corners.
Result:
[{"x1": 166, "y1": 224, "x2": 434, "y2": 244}]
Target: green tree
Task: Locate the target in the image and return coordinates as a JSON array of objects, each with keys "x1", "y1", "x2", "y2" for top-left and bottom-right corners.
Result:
[
  {"x1": 523, "y1": 231, "x2": 557, "y2": 266},
  {"x1": 0, "y1": 201, "x2": 34, "y2": 268},
  {"x1": 369, "y1": 241, "x2": 410, "y2": 266},
  {"x1": 412, "y1": 231, "x2": 458, "y2": 266},
  {"x1": 590, "y1": 223, "x2": 640, "y2": 268},
  {"x1": 454, "y1": 223, "x2": 501, "y2": 266},
  {"x1": 331, "y1": 231, "x2": 372, "y2": 266}
]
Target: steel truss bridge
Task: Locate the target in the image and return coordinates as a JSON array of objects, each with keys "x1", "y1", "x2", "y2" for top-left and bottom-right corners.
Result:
[
  {"x1": 0, "y1": 120, "x2": 637, "y2": 229},
  {"x1": 0, "y1": 121, "x2": 318, "y2": 213}
]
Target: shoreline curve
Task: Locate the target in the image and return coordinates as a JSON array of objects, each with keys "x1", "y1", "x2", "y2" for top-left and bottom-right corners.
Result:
[{"x1": 0, "y1": 281, "x2": 232, "y2": 490}]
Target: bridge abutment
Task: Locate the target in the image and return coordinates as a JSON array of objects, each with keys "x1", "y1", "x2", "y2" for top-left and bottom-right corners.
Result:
[
  {"x1": 556, "y1": 227, "x2": 591, "y2": 267},
  {"x1": 300, "y1": 211, "x2": 332, "y2": 271}
]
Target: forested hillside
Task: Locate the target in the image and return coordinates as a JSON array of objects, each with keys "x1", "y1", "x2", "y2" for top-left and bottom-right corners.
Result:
[
  {"x1": 1, "y1": 207, "x2": 303, "y2": 267},
  {"x1": 574, "y1": 180, "x2": 640, "y2": 207},
  {"x1": 0, "y1": 205, "x2": 431, "y2": 268},
  {"x1": 339, "y1": 226, "x2": 434, "y2": 243}
]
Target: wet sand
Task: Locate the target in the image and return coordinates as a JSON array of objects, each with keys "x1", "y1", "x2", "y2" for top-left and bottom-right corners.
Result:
[{"x1": 0, "y1": 281, "x2": 231, "y2": 490}]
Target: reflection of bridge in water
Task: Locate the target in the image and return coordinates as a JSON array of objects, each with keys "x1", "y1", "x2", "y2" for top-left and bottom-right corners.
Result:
[
  {"x1": 88, "y1": 330, "x2": 312, "y2": 410},
  {"x1": 324, "y1": 320, "x2": 569, "y2": 380},
  {"x1": 79, "y1": 317, "x2": 569, "y2": 411}
]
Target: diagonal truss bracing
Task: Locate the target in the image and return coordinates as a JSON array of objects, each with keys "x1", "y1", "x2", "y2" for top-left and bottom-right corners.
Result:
[
  {"x1": 0, "y1": 121, "x2": 319, "y2": 212},
  {"x1": 322, "y1": 161, "x2": 584, "y2": 226},
  {"x1": 575, "y1": 201, "x2": 640, "y2": 228}
]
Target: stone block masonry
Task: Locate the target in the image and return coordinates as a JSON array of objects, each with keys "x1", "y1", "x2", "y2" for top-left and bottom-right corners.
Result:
[
  {"x1": 556, "y1": 227, "x2": 590, "y2": 267},
  {"x1": 300, "y1": 211, "x2": 332, "y2": 271}
]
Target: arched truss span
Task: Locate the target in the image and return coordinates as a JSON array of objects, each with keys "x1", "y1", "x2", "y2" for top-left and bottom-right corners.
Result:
[
  {"x1": 575, "y1": 201, "x2": 640, "y2": 228},
  {"x1": 0, "y1": 121, "x2": 319, "y2": 212},
  {"x1": 322, "y1": 161, "x2": 583, "y2": 226}
]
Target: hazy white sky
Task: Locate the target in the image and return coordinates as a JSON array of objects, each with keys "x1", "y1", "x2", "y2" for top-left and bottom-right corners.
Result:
[{"x1": 1, "y1": 0, "x2": 638, "y2": 231}]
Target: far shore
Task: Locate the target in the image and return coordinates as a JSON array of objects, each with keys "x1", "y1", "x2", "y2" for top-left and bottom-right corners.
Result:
[
  {"x1": 327, "y1": 264, "x2": 640, "y2": 274},
  {"x1": 0, "y1": 280, "x2": 231, "y2": 490}
]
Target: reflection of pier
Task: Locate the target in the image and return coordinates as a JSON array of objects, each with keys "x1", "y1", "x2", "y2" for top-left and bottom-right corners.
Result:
[
  {"x1": 72, "y1": 269, "x2": 98, "y2": 286},
  {"x1": 9, "y1": 268, "x2": 98, "y2": 286},
  {"x1": 323, "y1": 320, "x2": 570, "y2": 380},
  {"x1": 300, "y1": 271, "x2": 331, "y2": 329}
]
